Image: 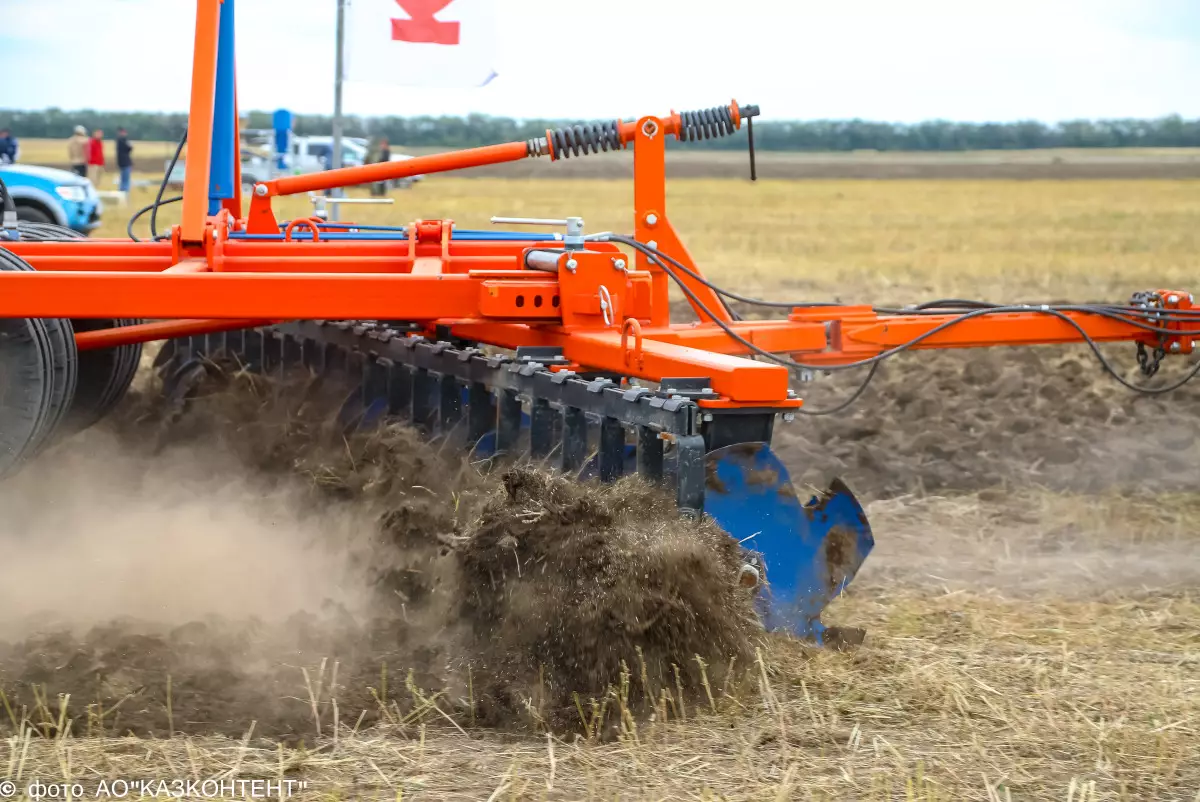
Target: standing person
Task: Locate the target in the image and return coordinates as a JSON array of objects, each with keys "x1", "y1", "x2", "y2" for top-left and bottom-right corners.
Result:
[
  {"x1": 371, "y1": 137, "x2": 391, "y2": 196},
  {"x1": 68, "y1": 126, "x2": 89, "y2": 176},
  {"x1": 115, "y1": 127, "x2": 133, "y2": 194},
  {"x1": 87, "y1": 128, "x2": 106, "y2": 187},
  {"x1": 0, "y1": 128, "x2": 17, "y2": 164}
]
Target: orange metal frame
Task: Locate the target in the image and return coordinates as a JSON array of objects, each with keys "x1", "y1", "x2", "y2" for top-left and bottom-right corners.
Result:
[{"x1": 0, "y1": 0, "x2": 1193, "y2": 407}]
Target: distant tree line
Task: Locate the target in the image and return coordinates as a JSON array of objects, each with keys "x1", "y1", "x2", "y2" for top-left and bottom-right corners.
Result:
[{"x1": 4, "y1": 107, "x2": 1200, "y2": 151}]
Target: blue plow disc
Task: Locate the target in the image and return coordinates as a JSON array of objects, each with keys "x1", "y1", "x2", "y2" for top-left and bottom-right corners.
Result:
[{"x1": 702, "y1": 442, "x2": 873, "y2": 643}]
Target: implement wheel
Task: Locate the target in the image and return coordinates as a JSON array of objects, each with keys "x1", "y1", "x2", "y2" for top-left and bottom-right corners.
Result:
[
  {"x1": 63, "y1": 318, "x2": 144, "y2": 435},
  {"x1": 0, "y1": 251, "x2": 81, "y2": 471},
  {"x1": 0, "y1": 315, "x2": 52, "y2": 478}
]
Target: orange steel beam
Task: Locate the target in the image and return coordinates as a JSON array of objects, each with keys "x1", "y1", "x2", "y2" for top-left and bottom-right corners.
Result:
[
  {"x1": 640, "y1": 321, "x2": 829, "y2": 354},
  {"x1": 75, "y1": 318, "x2": 272, "y2": 351},
  {"x1": 0, "y1": 272, "x2": 556, "y2": 319},
  {"x1": 262, "y1": 141, "x2": 532, "y2": 198},
  {"x1": 8, "y1": 256, "x2": 178, "y2": 271},
  {"x1": 180, "y1": 0, "x2": 222, "y2": 243},
  {"x1": 831, "y1": 311, "x2": 1177, "y2": 354},
  {"x1": 447, "y1": 322, "x2": 790, "y2": 403}
]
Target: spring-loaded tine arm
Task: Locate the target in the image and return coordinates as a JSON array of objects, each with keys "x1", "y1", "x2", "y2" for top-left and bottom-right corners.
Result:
[{"x1": 252, "y1": 101, "x2": 758, "y2": 201}]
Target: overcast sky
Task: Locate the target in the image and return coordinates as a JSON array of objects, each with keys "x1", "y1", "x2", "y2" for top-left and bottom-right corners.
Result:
[{"x1": 2, "y1": 0, "x2": 1199, "y2": 122}]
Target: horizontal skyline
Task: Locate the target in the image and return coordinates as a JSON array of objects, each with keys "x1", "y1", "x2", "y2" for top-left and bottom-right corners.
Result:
[{"x1": 2, "y1": 0, "x2": 1198, "y2": 124}]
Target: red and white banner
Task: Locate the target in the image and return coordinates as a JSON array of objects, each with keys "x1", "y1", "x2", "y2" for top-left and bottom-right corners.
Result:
[{"x1": 344, "y1": 0, "x2": 499, "y2": 88}]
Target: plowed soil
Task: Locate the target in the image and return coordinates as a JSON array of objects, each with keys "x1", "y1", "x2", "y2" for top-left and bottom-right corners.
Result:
[{"x1": 778, "y1": 346, "x2": 1200, "y2": 500}]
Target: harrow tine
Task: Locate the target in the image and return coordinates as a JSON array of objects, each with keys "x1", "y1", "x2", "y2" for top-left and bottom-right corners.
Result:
[
  {"x1": 386, "y1": 361, "x2": 412, "y2": 415},
  {"x1": 466, "y1": 383, "x2": 493, "y2": 439},
  {"x1": 529, "y1": 397, "x2": 557, "y2": 458},
  {"x1": 440, "y1": 374, "x2": 464, "y2": 434},
  {"x1": 598, "y1": 417, "x2": 626, "y2": 481},
  {"x1": 637, "y1": 426, "x2": 665, "y2": 481},
  {"x1": 561, "y1": 406, "x2": 588, "y2": 472},
  {"x1": 412, "y1": 368, "x2": 438, "y2": 431},
  {"x1": 495, "y1": 389, "x2": 522, "y2": 455}
]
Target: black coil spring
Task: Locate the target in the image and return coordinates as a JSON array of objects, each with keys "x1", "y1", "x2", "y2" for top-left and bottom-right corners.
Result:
[
  {"x1": 548, "y1": 120, "x2": 622, "y2": 159},
  {"x1": 678, "y1": 105, "x2": 736, "y2": 142}
]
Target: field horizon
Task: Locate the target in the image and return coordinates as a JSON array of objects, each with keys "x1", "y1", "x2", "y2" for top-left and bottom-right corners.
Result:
[{"x1": 10, "y1": 136, "x2": 1200, "y2": 180}]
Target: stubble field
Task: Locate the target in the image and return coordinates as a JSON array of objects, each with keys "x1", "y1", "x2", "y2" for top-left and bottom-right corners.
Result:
[{"x1": 1, "y1": 172, "x2": 1198, "y2": 800}]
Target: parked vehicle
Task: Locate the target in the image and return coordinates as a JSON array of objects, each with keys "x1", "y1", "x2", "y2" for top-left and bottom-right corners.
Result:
[
  {"x1": 0, "y1": 163, "x2": 102, "y2": 235},
  {"x1": 166, "y1": 134, "x2": 425, "y2": 190}
]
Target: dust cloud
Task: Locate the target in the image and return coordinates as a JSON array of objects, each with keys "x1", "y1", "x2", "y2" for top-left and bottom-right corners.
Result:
[{"x1": 0, "y1": 428, "x2": 378, "y2": 640}]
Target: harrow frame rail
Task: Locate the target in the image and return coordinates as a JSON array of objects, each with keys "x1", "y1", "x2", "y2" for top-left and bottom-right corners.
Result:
[{"x1": 1, "y1": 0, "x2": 1196, "y2": 642}]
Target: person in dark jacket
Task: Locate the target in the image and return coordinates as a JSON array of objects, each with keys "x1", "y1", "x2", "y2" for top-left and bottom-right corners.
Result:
[
  {"x1": 115, "y1": 127, "x2": 134, "y2": 193},
  {"x1": 371, "y1": 137, "x2": 391, "y2": 196},
  {"x1": 0, "y1": 128, "x2": 17, "y2": 164}
]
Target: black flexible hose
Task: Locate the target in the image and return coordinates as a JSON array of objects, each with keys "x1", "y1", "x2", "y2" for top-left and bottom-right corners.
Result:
[
  {"x1": 127, "y1": 196, "x2": 183, "y2": 242},
  {"x1": 128, "y1": 130, "x2": 187, "y2": 242},
  {"x1": 605, "y1": 234, "x2": 1200, "y2": 407}
]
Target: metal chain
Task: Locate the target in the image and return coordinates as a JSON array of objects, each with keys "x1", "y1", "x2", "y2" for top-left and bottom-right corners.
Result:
[{"x1": 1136, "y1": 341, "x2": 1165, "y2": 377}]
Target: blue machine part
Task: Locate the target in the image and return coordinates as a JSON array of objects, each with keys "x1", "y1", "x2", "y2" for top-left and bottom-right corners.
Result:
[
  {"x1": 702, "y1": 442, "x2": 873, "y2": 643},
  {"x1": 273, "y1": 109, "x2": 292, "y2": 171},
  {"x1": 208, "y1": 0, "x2": 237, "y2": 215},
  {"x1": 225, "y1": 230, "x2": 559, "y2": 242}
]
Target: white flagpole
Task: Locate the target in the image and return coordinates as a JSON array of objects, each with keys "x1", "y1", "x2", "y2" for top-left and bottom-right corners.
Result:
[{"x1": 330, "y1": 0, "x2": 347, "y2": 221}]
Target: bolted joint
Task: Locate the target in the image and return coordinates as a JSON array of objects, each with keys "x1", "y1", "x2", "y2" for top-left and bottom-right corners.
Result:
[
  {"x1": 254, "y1": 184, "x2": 268, "y2": 197},
  {"x1": 644, "y1": 213, "x2": 658, "y2": 227}
]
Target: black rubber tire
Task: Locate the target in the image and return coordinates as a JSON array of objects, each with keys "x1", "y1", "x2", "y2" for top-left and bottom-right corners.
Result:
[
  {"x1": 14, "y1": 205, "x2": 53, "y2": 225},
  {"x1": 105, "y1": 318, "x2": 144, "y2": 411},
  {"x1": 10, "y1": 221, "x2": 85, "y2": 241},
  {"x1": 62, "y1": 318, "x2": 144, "y2": 436},
  {"x1": 0, "y1": 251, "x2": 79, "y2": 457},
  {"x1": 26, "y1": 315, "x2": 77, "y2": 457},
  {"x1": 0, "y1": 276, "x2": 53, "y2": 478}
]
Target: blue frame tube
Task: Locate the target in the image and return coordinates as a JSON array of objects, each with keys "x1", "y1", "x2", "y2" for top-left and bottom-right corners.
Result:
[{"x1": 208, "y1": 0, "x2": 237, "y2": 214}]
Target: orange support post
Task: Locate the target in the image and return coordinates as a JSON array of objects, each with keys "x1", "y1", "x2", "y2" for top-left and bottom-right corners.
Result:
[
  {"x1": 632, "y1": 116, "x2": 732, "y2": 327},
  {"x1": 180, "y1": 0, "x2": 222, "y2": 243}
]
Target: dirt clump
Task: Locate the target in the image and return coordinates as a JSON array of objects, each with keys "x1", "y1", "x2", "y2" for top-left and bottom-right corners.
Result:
[{"x1": 459, "y1": 468, "x2": 759, "y2": 731}]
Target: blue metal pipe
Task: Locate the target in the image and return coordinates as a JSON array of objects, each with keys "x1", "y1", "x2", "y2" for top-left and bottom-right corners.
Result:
[
  {"x1": 208, "y1": 0, "x2": 237, "y2": 215},
  {"x1": 227, "y1": 231, "x2": 561, "y2": 242}
]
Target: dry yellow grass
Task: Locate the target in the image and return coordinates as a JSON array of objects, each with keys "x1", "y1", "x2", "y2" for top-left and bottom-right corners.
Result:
[
  {"x1": 9, "y1": 138, "x2": 183, "y2": 169},
  {"x1": 97, "y1": 175, "x2": 1200, "y2": 304}
]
